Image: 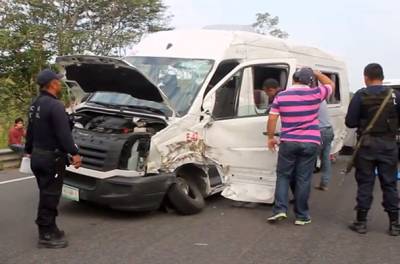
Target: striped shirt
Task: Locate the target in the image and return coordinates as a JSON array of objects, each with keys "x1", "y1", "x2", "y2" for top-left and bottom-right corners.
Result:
[{"x1": 270, "y1": 84, "x2": 333, "y2": 145}]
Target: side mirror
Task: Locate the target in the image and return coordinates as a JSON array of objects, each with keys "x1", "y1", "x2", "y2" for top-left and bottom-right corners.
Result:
[{"x1": 202, "y1": 93, "x2": 216, "y2": 114}]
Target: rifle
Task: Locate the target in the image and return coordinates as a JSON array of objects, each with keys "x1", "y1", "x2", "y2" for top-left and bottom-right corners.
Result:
[{"x1": 345, "y1": 88, "x2": 394, "y2": 174}]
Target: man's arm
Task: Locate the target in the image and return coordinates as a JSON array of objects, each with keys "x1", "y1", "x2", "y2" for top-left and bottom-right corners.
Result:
[
  {"x1": 51, "y1": 102, "x2": 79, "y2": 155},
  {"x1": 267, "y1": 96, "x2": 281, "y2": 151},
  {"x1": 314, "y1": 71, "x2": 335, "y2": 100},
  {"x1": 51, "y1": 102, "x2": 81, "y2": 168},
  {"x1": 25, "y1": 120, "x2": 33, "y2": 154},
  {"x1": 267, "y1": 113, "x2": 279, "y2": 150},
  {"x1": 345, "y1": 92, "x2": 362, "y2": 128}
]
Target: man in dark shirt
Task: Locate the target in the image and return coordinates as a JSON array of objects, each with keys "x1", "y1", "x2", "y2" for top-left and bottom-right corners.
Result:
[
  {"x1": 345, "y1": 63, "x2": 400, "y2": 236},
  {"x1": 25, "y1": 69, "x2": 82, "y2": 248}
]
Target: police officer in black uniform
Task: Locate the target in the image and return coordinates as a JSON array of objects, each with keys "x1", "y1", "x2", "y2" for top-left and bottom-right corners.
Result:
[
  {"x1": 25, "y1": 69, "x2": 82, "y2": 248},
  {"x1": 345, "y1": 63, "x2": 400, "y2": 236}
]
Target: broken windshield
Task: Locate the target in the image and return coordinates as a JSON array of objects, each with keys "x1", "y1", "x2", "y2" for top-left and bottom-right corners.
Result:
[{"x1": 124, "y1": 56, "x2": 214, "y2": 116}]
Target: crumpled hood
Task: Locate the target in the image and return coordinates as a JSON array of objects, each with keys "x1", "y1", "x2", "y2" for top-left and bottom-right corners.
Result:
[{"x1": 56, "y1": 55, "x2": 175, "y2": 114}]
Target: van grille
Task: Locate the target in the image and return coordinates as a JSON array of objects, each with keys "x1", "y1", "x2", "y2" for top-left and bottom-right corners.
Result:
[
  {"x1": 78, "y1": 144, "x2": 108, "y2": 171},
  {"x1": 72, "y1": 128, "x2": 151, "y2": 172}
]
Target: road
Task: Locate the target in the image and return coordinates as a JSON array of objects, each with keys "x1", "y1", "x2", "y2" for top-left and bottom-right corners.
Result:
[{"x1": 0, "y1": 157, "x2": 399, "y2": 264}]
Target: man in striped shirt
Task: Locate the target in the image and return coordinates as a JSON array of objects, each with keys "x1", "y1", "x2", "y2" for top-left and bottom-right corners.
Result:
[{"x1": 266, "y1": 68, "x2": 334, "y2": 225}]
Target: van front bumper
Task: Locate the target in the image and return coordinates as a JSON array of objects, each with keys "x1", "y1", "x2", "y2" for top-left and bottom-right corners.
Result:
[{"x1": 63, "y1": 171, "x2": 175, "y2": 211}]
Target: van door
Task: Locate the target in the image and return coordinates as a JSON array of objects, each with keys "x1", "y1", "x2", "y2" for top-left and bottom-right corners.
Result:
[{"x1": 203, "y1": 59, "x2": 295, "y2": 203}]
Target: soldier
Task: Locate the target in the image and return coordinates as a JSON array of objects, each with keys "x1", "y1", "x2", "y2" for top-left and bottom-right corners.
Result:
[
  {"x1": 345, "y1": 63, "x2": 400, "y2": 236},
  {"x1": 25, "y1": 69, "x2": 82, "y2": 248}
]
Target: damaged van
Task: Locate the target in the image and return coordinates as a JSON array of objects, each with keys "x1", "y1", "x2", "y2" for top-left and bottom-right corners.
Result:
[{"x1": 57, "y1": 30, "x2": 349, "y2": 215}]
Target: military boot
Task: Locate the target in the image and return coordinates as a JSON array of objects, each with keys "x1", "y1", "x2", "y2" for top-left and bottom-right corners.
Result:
[
  {"x1": 52, "y1": 226, "x2": 65, "y2": 239},
  {"x1": 388, "y1": 211, "x2": 400, "y2": 236},
  {"x1": 349, "y1": 209, "x2": 368, "y2": 234},
  {"x1": 38, "y1": 232, "x2": 68, "y2": 249}
]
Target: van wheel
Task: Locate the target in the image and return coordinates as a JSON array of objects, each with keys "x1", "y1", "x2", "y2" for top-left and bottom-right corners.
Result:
[{"x1": 167, "y1": 177, "x2": 205, "y2": 215}]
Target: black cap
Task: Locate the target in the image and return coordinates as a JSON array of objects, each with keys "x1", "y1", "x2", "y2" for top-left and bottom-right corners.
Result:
[
  {"x1": 36, "y1": 69, "x2": 64, "y2": 87},
  {"x1": 293, "y1": 67, "x2": 314, "y2": 85}
]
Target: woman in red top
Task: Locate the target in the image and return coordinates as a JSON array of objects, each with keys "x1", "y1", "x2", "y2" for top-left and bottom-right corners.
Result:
[{"x1": 8, "y1": 117, "x2": 26, "y2": 154}]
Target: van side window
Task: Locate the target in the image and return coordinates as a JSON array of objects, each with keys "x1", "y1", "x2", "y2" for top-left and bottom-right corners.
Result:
[
  {"x1": 204, "y1": 60, "x2": 240, "y2": 97},
  {"x1": 212, "y1": 70, "x2": 243, "y2": 119},
  {"x1": 320, "y1": 72, "x2": 341, "y2": 104},
  {"x1": 238, "y1": 64, "x2": 289, "y2": 117}
]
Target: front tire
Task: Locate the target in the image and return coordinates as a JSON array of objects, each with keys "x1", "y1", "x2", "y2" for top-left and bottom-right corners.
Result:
[{"x1": 167, "y1": 177, "x2": 205, "y2": 215}]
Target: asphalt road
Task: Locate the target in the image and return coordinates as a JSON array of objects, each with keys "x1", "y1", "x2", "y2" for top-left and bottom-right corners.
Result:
[{"x1": 0, "y1": 157, "x2": 399, "y2": 264}]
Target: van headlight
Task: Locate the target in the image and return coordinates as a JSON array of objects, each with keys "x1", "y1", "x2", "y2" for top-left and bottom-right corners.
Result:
[
  {"x1": 127, "y1": 141, "x2": 140, "y2": 170},
  {"x1": 74, "y1": 122, "x2": 84, "y2": 129}
]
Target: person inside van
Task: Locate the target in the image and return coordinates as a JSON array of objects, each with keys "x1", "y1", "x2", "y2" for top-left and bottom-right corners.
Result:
[
  {"x1": 263, "y1": 78, "x2": 281, "y2": 104},
  {"x1": 254, "y1": 78, "x2": 280, "y2": 111},
  {"x1": 8, "y1": 117, "x2": 26, "y2": 155},
  {"x1": 266, "y1": 68, "x2": 334, "y2": 226}
]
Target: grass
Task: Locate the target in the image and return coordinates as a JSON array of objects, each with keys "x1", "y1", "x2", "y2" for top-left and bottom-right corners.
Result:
[
  {"x1": 0, "y1": 113, "x2": 9, "y2": 148},
  {"x1": 0, "y1": 121, "x2": 10, "y2": 149}
]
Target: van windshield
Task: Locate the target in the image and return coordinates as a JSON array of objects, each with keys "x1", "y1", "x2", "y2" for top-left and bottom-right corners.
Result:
[
  {"x1": 124, "y1": 56, "x2": 214, "y2": 116},
  {"x1": 88, "y1": 92, "x2": 173, "y2": 117}
]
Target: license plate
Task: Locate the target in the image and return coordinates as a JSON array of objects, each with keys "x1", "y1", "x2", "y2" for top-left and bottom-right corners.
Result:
[{"x1": 62, "y1": 184, "x2": 79, "y2": 202}]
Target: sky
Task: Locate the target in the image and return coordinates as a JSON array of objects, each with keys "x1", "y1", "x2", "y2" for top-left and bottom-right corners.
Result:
[{"x1": 164, "y1": 0, "x2": 400, "y2": 91}]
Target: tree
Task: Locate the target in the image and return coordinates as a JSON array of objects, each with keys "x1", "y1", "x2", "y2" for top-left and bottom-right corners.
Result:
[
  {"x1": 252, "y1": 12, "x2": 289, "y2": 39},
  {"x1": 0, "y1": 0, "x2": 171, "y2": 118}
]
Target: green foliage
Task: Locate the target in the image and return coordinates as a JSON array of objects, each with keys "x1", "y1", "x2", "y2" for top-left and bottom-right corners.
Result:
[
  {"x1": 252, "y1": 12, "x2": 289, "y2": 39},
  {"x1": 0, "y1": 0, "x2": 171, "y2": 124}
]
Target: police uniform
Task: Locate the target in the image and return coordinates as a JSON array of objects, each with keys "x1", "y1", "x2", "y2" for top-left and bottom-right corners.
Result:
[
  {"x1": 25, "y1": 70, "x2": 78, "y2": 246},
  {"x1": 345, "y1": 85, "x2": 400, "y2": 234}
]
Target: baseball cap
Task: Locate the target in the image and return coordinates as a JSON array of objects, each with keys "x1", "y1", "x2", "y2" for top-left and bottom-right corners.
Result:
[
  {"x1": 293, "y1": 67, "x2": 315, "y2": 85},
  {"x1": 36, "y1": 69, "x2": 64, "y2": 87}
]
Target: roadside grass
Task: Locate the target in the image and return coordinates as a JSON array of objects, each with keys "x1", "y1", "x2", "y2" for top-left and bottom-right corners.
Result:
[
  {"x1": 0, "y1": 124, "x2": 9, "y2": 149},
  {"x1": 0, "y1": 118, "x2": 11, "y2": 148}
]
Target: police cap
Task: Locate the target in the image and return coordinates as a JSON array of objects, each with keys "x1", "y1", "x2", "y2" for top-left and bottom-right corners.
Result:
[{"x1": 36, "y1": 69, "x2": 64, "y2": 87}]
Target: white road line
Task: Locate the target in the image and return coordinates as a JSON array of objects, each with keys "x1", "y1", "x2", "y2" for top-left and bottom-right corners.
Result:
[{"x1": 0, "y1": 176, "x2": 35, "y2": 185}]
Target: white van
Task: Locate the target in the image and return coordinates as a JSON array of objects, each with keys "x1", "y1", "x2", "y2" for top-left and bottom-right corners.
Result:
[
  {"x1": 57, "y1": 30, "x2": 349, "y2": 214},
  {"x1": 383, "y1": 79, "x2": 400, "y2": 90}
]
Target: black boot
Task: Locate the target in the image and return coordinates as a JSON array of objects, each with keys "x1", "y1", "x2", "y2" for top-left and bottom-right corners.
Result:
[
  {"x1": 38, "y1": 232, "x2": 68, "y2": 249},
  {"x1": 52, "y1": 226, "x2": 65, "y2": 239},
  {"x1": 349, "y1": 209, "x2": 368, "y2": 234},
  {"x1": 388, "y1": 211, "x2": 400, "y2": 236}
]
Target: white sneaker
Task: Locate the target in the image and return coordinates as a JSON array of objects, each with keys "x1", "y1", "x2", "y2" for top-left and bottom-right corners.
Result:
[
  {"x1": 267, "y1": 212, "x2": 287, "y2": 223},
  {"x1": 294, "y1": 219, "x2": 312, "y2": 226}
]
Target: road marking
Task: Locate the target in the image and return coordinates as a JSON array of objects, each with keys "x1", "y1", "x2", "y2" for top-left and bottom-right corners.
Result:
[{"x1": 0, "y1": 176, "x2": 35, "y2": 185}]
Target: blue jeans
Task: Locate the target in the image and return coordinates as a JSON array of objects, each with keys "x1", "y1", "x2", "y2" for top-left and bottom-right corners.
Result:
[
  {"x1": 319, "y1": 127, "x2": 334, "y2": 187},
  {"x1": 9, "y1": 144, "x2": 25, "y2": 155},
  {"x1": 273, "y1": 141, "x2": 319, "y2": 220}
]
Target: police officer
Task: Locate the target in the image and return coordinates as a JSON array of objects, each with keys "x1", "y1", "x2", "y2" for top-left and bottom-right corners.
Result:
[
  {"x1": 25, "y1": 69, "x2": 82, "y2": 248},
  {"x1": 345, "y1": 63, "x2": 400, "y2": 236}
]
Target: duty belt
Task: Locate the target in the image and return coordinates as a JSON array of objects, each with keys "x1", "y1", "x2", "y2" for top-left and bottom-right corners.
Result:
[{"x1": 33, "y1": 148, "x2": 65, "y2": 156}]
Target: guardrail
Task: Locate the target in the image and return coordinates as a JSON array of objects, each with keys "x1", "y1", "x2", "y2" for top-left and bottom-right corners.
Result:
[{"x1": 0, "y1": 149, "x2": 21, "y2": 170}]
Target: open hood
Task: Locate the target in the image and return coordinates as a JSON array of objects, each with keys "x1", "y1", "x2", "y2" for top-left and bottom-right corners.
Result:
[{"x1": 56, "y1": 55, "x2": 175, "y2": 116}]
